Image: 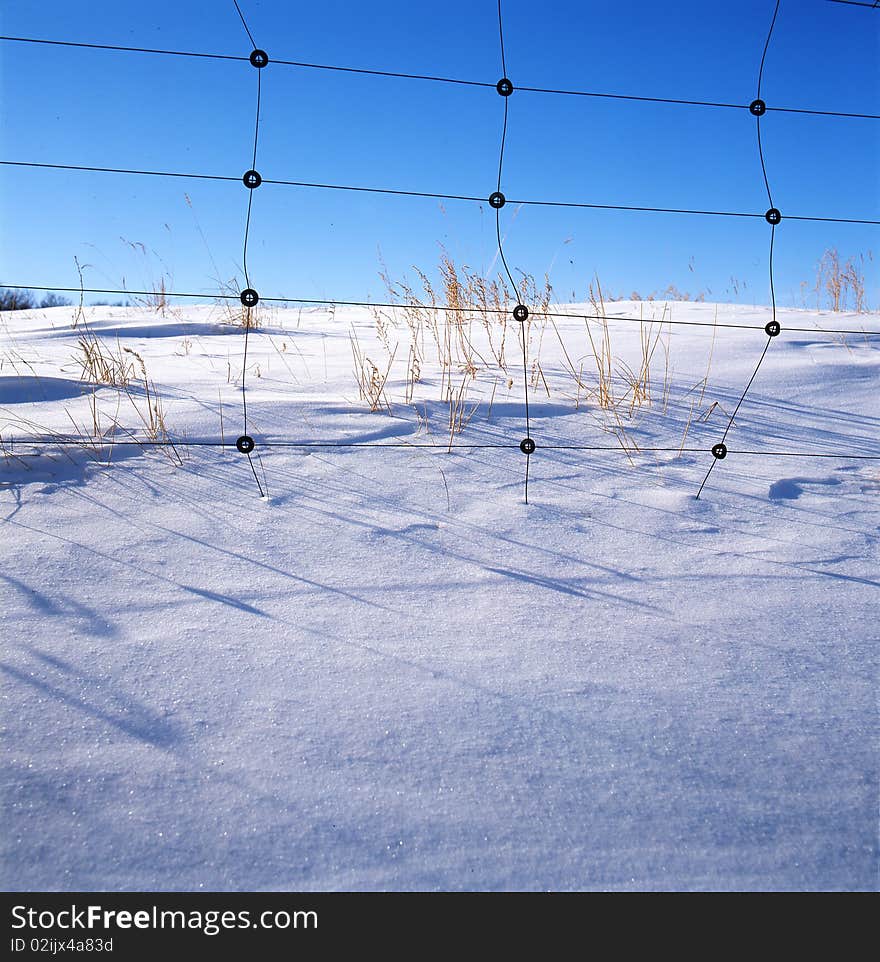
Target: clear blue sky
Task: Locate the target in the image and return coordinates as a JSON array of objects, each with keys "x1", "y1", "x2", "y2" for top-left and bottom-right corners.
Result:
[{"x1": 1, "y1": 0, "x2": 878, "y2": 308}]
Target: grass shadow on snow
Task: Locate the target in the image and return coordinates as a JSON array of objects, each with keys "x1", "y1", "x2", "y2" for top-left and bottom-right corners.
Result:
[
  {"x1": 0, "y1": 647, "x2": 182, "y2": 750},
  {"x1": 0, "y1": 376, "x2": 89, "y2": 404},
  {"x1": 1, "y1": 445, "x2": 146, "y2": 493}
]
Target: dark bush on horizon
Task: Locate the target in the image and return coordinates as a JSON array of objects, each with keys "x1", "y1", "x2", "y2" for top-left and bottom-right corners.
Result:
[{"x1": 0, "y1": 287, "x2": 71, "y2": 310}]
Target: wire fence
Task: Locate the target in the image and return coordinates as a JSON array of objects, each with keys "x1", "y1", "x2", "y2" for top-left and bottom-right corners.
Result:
[{"x1": 1, "y1": 0, "x2": 879, "y2": 503}]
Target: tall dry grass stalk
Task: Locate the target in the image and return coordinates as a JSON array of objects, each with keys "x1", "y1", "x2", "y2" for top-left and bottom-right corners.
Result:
[
  {"x1": 356, "y1": 254, "x2": 717, "y2": 459},
  {"x1": 120, "y1": 238, "x2": 174, "y2": 316},
  {"x1": 70, "y1": 317, "x2": 177, "y2": 459},
  {"x1": 350, "y1": 327, "x2": 395, "y2": 413},
  {"x1": 813, "y1": 248, "x2": 872, "y2": 313}
]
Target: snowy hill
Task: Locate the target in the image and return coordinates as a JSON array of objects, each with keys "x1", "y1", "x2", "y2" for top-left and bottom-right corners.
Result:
[{"x1": 1, "y1": 299, "x2": 878, "y2": 890}]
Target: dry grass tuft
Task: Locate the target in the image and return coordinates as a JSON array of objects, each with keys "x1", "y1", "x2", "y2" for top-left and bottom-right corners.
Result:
[
  {"x1": 69, "y1": 316, "x2": 177, "y2": 459},
  {"x1": 811, "y1": 248, "x2": 872, "y2": 313},
  {"x1": 359, "y1": 254, "x2": 720, "y2": 460},
  {"x1": 350, "y1": 327, "x2": 395, "y2": 413}
]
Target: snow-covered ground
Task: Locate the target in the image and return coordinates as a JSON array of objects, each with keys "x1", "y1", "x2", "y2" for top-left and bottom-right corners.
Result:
[{"x1": 1, "y1": 299, "x2": 878, "y2": 891}]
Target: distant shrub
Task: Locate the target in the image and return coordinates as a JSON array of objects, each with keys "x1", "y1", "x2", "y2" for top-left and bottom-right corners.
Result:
[
  {"x1": 0, "y1": 288, "x2": 36, "y2": 310},
  {"x1": 39, "y1": 293, "x2": 71, "y2": 308},
  {"x1": 0, "y1": 288, "x2": 71, "y2": 310}
]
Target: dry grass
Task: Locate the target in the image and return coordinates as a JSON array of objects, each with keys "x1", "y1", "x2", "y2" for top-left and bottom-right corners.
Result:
[
  {"x1": 122, "y1": 348, "x2": 175, "y2": 449},
  {"x1": 356, "y1": 253, "x2": 718, "y2": 460},
  {"x1": 69, "y1": 317, "x2": 177, "y2": 459},
  {"x1": 204, "y1": 273, "x2": 264, "y2": 330},
  {"x1": 446, "y1": 375, "x2": 479, "y2": 451},
  {"x1": 350, "y1": 327, "x2": 395, "y2": 413},
  {"x1": 74, "y1": 329, "x2": 134, "y2": 387},
  {"x1": 120, "y1": 239, "x2": 174, "y2": 316},
  {"x1": 811, "y1": 248, "x2": 872, "y2": 313}
]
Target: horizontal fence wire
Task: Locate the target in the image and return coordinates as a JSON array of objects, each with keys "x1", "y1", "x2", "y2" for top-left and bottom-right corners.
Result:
[
  {"x1": 2, "y1": 284, "x2": 880, "y2": 336},
  {"x1": 3, "y1": 160, "x2": 878, "y2": 225},
  {"x1": 826, "y1": 0, "x2": 879, "y2": 8},
  {"x1": 1, "y1": 34, "x2": 878, "y2": 120},
  {"x1": 3, "y1": 437, "x2": 879, "y2": 459}
]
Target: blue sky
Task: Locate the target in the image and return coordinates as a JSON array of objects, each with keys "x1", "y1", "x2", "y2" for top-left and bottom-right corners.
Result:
[{"x1": 1, "y1": 0, "x2": 878, "y2": 308}]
